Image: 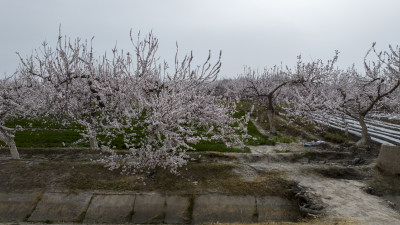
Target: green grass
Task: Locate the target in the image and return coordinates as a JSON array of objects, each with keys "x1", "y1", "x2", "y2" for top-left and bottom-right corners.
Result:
[
  {"x1": 0, "y1": 129, "x2": 88, "y2": 148},
  {"x1": 0, "y1": 127, "x2": 252, "y2": 153},
  {"x1": 1, "y1": 112, "x2": 275, "y2": 152},
  {"x1": 1, "y1": 117, "x2": 254, "y2": 153},
  {"x1": 232, "y1": 111, "x2": 246, "y2": 119},
  {"x1": 245, "y1": 120, "x2": 275, "y2": 146},
  {"x1": 247, "y1": 120, "x2": 264, "y2": 138},
  {"x1": 5, "y1": 118, "x2": 83, "y2": 129},
  {"x1": 273, "y1": 136, "x2": 297, "y2": 144}
]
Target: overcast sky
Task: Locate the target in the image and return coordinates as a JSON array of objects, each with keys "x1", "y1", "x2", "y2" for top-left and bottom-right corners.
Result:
[{"x1": 1, "y1": 0, "x2": 399, "y2": 78}]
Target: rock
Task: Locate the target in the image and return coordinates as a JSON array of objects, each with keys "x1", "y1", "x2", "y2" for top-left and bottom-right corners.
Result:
[
  {"x1": 387, "y1": 200, "x2": 396, "y2": 209},
  {"x1": 362, "y1": 186, "x2": 382, "y2": 197},
  {"x1": 376, "y1": 145, "x2": 400, "y2": 175}
]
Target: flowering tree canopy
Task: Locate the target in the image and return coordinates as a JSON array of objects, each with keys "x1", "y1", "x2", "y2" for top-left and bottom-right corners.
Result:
[
  {"x1": 290, "y1": 44, "x2": 400, "y2": 146},
  {"x1": 238, "y1": 51, "x2": 339, "y2": 134},
  {"x1": 99, "y1": 32, "x2": 247, "y2": 174},
  {"x1": 13, "y1": 30, "x2": 247, "y2": 173},
  {"x1": 17, "y1": 33, "x2": 135, "y2": 150}
]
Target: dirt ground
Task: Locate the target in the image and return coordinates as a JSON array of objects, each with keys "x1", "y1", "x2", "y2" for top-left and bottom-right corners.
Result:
[
  {"x1": 245, "y1": 120, "x2": 400, "y2": 225},
  {"x1": 239, "y1": 150, "x2": 400, "y2": 224}
]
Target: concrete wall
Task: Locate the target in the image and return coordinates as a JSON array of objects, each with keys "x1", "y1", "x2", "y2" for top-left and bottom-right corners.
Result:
[
  {"x1": 0, "y1": 192, "x2": 300, "y2": 224},
  {"x1": 377, "y1": 144, "x2": 400, "y2": 175}
]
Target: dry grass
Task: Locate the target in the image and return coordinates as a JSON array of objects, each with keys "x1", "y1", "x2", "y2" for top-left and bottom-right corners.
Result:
[
  {"x1": 64, "y1": 162, "x2": 294, "y2": 197},
  {"x1": 0, "y1": 159, "x2": 294, "y2": 197}
]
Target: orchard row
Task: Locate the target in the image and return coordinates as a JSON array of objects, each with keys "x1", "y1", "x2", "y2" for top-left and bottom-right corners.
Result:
[{"x1": 1, "y1": 31, "x2": 399, "y2": 173}]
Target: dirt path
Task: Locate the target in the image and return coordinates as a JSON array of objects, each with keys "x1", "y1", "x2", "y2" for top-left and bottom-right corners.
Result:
[{"x1": 245, "y1": 124, "x2": 400, "y2": 225}]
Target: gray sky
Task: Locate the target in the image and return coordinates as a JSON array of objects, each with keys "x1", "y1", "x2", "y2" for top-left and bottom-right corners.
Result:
[{"x1": 1, "y1": 0, "x2": 400, "y2": 78}]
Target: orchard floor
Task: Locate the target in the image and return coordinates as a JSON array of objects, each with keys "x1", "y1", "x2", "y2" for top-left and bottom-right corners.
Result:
[{"x1": 1, "y1": 124, "x2": 400, "y2": 224}]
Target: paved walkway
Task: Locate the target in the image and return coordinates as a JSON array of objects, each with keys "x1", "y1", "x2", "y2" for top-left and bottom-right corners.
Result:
[{"x1": 0, "y1": 191, "x2": 299, "y2": 224}]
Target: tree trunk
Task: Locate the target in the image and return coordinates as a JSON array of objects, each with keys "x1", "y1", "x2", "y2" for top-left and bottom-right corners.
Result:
[
  {"x1": 260, "y1": 106, "x2": 266, "y2": 123},
  {"x1": 89, "y1": 136, "x2": 99, "y2": 150},
  {"x1": 244, "y1": 98, "x2": 250, "y2": 113},
  {"x1": 342, "y1": 114, "x2": 349, "y2": 137},
  {"x1": 87, "y1": 127, "x2": 99, "y2": 150},
  {"x1": 256, "y1": 106, "x2": 261, "y2": 121},
  {"x1": 7, "y1": 139, "x2": 20, "y2": 159},
  {"x1": 356, "y1": 115, "x2": 371, "y2": 146},
  {"x1": 266, "y1": 95, "x2": 276, "y2": 134},
  {"x1": 266, "y1": 109, "x2": 276, "y2": 134},
  {"x1": 0, "y1": 128, "x2": 20, "y2": 159}
]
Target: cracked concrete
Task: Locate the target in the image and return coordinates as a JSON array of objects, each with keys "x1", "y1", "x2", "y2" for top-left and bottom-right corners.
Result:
[{"x1": 0, "y1": 192, "x2": 299, "y2": 224}]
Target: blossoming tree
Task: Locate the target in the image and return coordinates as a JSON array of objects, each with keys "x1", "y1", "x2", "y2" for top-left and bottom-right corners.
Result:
[
  {"x1": 17, "y1": 32, "x2": 136, "y2": 150},
  {"x1": 240, "y1": 52, "x2": 339, "y2": 134},
  {"x1": 291, "y1": 44, "x2": 400, "y2": 146},
  {"x1": 16, "y1": 30, "x2": 247, "y2": 173},
  {"x1": 0, "y1": 73, "x2": 40, "y2": 159},
  {"x1": 100, "y1": 32, "x2": 247, "y2": 174}
]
